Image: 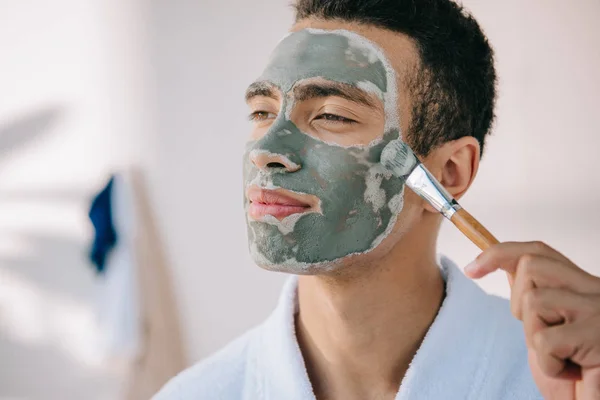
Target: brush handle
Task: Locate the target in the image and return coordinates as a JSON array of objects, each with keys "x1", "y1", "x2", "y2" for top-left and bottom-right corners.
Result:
[
  {"x1": 450, "y1": 208, "x2": 515, "y2": 284},
  {"x1": 450, "y1": 208, "x2": 499, "y2": 250}
]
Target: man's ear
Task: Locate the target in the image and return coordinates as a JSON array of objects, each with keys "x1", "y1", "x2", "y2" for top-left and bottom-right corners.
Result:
[{"x1": 421, "y1": 136, "x2": 480, "y2": 214}]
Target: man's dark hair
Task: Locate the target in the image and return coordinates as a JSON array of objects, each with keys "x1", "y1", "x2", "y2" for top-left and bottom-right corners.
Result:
[{"x1": 294, "y1": 0, "x2": 497, "y2": 156}]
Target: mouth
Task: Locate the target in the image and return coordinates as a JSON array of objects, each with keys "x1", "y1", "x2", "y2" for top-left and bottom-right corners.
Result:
[{"x1": 246, "y1": 185, "x2": 321, "y2": 221}]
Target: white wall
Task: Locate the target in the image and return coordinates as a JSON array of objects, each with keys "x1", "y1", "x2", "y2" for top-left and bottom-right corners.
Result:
[
  {"x1": 0, "y1": 0, "x2": 151, "y2": 399},
  {"x1": 146, "y1": 0, "x2": 600, "y2": 367}
]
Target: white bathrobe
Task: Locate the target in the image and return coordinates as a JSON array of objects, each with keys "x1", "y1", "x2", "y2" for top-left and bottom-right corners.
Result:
[{"x1": 154, "y1": 257, "x2": 543, "y2": 399}]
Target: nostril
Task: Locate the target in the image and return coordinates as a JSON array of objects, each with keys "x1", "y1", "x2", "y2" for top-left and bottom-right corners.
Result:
[{"x1": 266, "y1": 162, "x2": 286, "y2": 169}]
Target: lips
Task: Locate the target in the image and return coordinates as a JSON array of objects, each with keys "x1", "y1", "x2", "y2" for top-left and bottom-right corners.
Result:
[{"x1": 246, "y1": 185, "x2": 320, "y2": 221}]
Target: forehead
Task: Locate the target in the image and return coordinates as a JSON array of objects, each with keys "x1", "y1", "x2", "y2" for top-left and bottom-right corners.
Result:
[{"x1": 258, "y1": 29, "x2": 390, "y2": 94}]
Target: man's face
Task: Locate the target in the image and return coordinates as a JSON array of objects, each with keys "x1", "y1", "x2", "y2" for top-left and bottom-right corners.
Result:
[{"x1": 243, "y1": 28, "x2": 408, "y2": 273}]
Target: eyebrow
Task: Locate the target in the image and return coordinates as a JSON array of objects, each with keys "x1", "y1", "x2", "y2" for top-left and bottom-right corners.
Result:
[
  {"x1": 245, "y1": 81, "x2": 278, "y2": 102},
  {"x1": 293, "y1": 82, "x2": 379, "y2": 109},
  {"x1": 245, "y1": 80, "x2": 380, "y2": 109}
]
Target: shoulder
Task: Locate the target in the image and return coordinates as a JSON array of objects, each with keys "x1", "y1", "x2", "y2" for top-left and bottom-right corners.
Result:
[
  {"x1": 481, "y1": 294, "x2": 542, "y2": 399},
  {"x1": 152, "y1": 327, "x2": 260, "y2": 400},
  {"x1": 485, "y1": 293, "x2": 529, "y2": 362}
]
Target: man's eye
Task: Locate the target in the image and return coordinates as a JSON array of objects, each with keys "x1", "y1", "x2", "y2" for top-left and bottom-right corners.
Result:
[
  {"x1": 314, "y1": 113, "x2": 357, "y2": 124},
  {"x1": 249, "y1": 111, "x2": 277, "y2": 121}
]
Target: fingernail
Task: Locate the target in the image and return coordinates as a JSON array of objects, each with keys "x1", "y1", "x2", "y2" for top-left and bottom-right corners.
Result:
[{"x1": 464, "y1": 260, "x2": 479, "y2": 275}]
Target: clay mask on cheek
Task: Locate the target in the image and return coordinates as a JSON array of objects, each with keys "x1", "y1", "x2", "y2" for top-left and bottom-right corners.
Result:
[{"x1": 243, "y1": 29, "x2": 405, "y2": 273}]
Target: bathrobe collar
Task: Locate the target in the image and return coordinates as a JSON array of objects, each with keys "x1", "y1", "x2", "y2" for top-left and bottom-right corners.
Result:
[{"x1": 252, "y1": 256, "x2": 503, "y2": 400}]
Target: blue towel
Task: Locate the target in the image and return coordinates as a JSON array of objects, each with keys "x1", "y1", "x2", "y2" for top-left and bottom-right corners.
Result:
[{"x1": 88, "y1": 176, "x2": 117, "y2": 274}]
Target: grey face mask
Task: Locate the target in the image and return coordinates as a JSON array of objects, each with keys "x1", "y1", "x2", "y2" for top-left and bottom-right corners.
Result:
[{"x1": 243, "y1": 29, "x2": 405, "y2": 273}]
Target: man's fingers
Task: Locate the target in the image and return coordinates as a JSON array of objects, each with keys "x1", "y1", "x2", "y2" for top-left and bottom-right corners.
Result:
[
  {"x1": 465, "y1": 241, "x2": 574, "y2": 279},
  {"x1": 533, "y1": 323, "x2": 581, "y2": 379},
  {"x1": 511, "y1": 258, "x2": 600, "y2": 320},
  {"x1": 521, "y1": 288, "x2": 598, "y2": 346},
  {"x1": 473, "y1": 242, "x2": 600, "y2": 397},
  {"x1": 511, "y1": 255, "x2": 555, "y2": 320},
  {"x1": 466, "y1": 242, "x2": 600, "y2": 299},
  {"x1": 533, "y1": 317, "x2": 600, "y2": 376},
  {"x1": 579, "y1": 368, "x2": 600, "y2": 400},
  {"x1": 521, "y1": 288, "x2": 569, "y2": 346}
]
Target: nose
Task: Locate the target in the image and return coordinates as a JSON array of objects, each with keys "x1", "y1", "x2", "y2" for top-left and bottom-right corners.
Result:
[{"x1": 249, "y1": 150, "x2": 301, "y2": 172}]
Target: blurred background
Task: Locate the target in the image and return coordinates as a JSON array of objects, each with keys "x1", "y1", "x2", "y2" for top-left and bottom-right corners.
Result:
[{"x1": 1, "y1": 0, "x2": 599, "y2": 399}]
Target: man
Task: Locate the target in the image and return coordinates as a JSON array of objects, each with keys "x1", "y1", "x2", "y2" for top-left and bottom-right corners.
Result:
[{"x1": 155, "y1": 0, "x2": 600, "y2": 399}]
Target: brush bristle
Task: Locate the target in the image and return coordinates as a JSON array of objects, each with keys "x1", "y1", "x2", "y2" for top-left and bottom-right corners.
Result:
[{"x1": 381, "y1": 140, "x2": 419, "y2": 177}]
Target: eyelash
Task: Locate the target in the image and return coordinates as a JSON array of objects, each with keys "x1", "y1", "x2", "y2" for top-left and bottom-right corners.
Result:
[
  {"x1": 314, "y1": 113, "x2": 357, "y2": 124},
  {"x1": 248, "y1": 111, "x2": 357, "y2": 124}
]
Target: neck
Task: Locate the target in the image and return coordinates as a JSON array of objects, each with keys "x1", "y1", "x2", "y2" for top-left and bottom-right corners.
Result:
[{"x1": 295, "y1": 215, "x2": 445, "y2": 400}]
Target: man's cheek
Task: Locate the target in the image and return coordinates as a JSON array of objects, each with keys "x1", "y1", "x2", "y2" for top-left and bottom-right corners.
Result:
[{"x1": 304, "y1": 145, "x2": 372, "y2": 182}]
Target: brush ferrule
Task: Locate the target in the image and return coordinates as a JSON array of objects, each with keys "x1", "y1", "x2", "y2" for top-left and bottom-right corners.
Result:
[{"x1": 406, "y1": 164, "x2": 460, "y2": 219}]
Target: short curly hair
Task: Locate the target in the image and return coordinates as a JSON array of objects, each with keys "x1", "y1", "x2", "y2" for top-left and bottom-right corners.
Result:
[{"x1": 294, "y1": 0, "x2": 497, "y2": 156}]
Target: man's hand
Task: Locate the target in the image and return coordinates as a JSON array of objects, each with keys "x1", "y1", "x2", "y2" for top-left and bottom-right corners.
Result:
[{"x1": 464, "y1": 241, "x2": 600, "y2": 400}]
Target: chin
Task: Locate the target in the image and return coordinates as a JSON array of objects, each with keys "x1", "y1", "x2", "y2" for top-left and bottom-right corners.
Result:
[
  {"x1": 251, "y1": 254, "x2": 339, "y2": 275},
  {"x1": 248, "y1": 220, "x2": 410, "y2": 277},
  {"x1": 249, "y1": 245, "x2": 389, "y2": 276}
]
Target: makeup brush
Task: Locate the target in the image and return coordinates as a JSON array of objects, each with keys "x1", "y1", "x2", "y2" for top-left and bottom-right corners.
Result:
[{"x1": 381, "y1": 139, "x2": 499, "y2": 251}]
